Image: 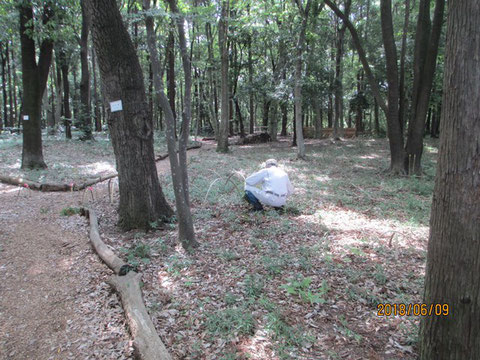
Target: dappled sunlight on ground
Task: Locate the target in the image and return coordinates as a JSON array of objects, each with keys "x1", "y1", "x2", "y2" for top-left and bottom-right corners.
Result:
[{"x1": 3, "y1": 136, "x2": 436, "y2": 359}]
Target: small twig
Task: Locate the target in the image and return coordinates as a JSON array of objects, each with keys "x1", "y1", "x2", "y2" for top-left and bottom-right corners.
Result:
[{"x1": 388, "y1": 233, "x2": 395, "y2": 247}]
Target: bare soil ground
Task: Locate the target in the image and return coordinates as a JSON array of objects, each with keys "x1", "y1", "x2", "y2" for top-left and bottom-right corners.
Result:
[
  {"x1": 0, "y1": 185, "x2": 133, "y2": 359},
  {"x1": 0, "y1": 136, "x2": 437, "y2": 359}
]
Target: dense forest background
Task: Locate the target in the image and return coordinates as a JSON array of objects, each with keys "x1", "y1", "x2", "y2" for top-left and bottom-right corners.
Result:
[{"x1": 0, "y1": 0, "x2": 445, "y2": 169}]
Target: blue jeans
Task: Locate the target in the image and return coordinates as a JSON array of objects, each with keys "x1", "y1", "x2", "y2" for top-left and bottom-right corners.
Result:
[{"x1": 244, "y1": 190, "x2": 264, "y2": 211}]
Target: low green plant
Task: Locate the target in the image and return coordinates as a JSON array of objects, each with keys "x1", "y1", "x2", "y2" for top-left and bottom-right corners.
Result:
[
  {"x1": 120, "y1": 242, "x2": 152, "y2": 269},
  {"x1": 264, "y1": 311, "x2": 314, "y2": 358},
  {"x1": 154, "y1": 238, "x2": 168, "y2": 253},
  {"x1": 373, "y1": 264, "x2": 387, "y2": 285},
  {"x1": 338, "y1": 315, "x2": 362, "y2": 342},
  {"x1": 244, "y1": 274, "x2": 265, "y2": 299},
  {"x1": 60, "y1": 207, "x2": 81, "y2": 216},
  {"x1": 205, "y1": 307, "x2": 255, "y2": 338},
  {"x1": 217, "y1": 249, "x2": 240, "y2": 262},
  {"x1": 224, "y1": 292, "x2": 238, "y2": 305},
  {"x1": 281, "y1": 277, "x2": 329, "y2": 304},
  {"x1": 166, "y1": 255, "x2": 193, "y2": 275},
  {"x1": 262, "y1": 255, "x2": 287, "y2": 276}
]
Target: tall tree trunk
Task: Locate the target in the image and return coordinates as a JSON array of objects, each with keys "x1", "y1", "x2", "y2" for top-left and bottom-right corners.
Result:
[
  {"x1": 0, "y1": 42, "x2": 7, "y2": 129},
  {"x1": 167, "y1": 29, "x2": 176, "y2": 136},
  {"x1": 380, "y1": 0, "x2": 405, "y2": 173},
  {"x1": 161, "y1": 0, "x2": 198, "y2": 249},
  {"x1": 58, "y1": 48, "x2": 72, "y2": 139},
  {"x1": 405, "y1": 0, "x2": 445, "y2": 175},
  {"x1": 80, "y1": 1, "x2": 93, "y2": 140},
  {"x1": 280, "y1": 102, "x2": 288, "y2": 136},
  {"x1": 248, "y1": 31, "x2": 254, "y2": 135},
  {"x1": 292, "y1": 0, "x2": 312, "y2": 159},
  {"x1": 92, "y1": 47, "x2": 101, "y2": 131},
  {"x1": 398, "y1": 0, "x2": 411, "y2": 134},
  {"x1": 6, "y1": 42, "x2": 14, "y2": 127},
  {"x1": 216, "y1": 0, "x2": 229, "y2": 153},
  {"x1": 333, "y1": 0, "x2": 351, "y2": 140},
  {"x1": 11, "y1": 44, "x2": 18, "y2": 128},
  {"x1": 420, "y1": 1, "x2": 480, "y2": 357},
  {"x1": 262, "y1": 98, "x2": 270, "y2": 129},
  {"x1": 53, "y1": 55, "x2": 63, "y2": 133},
  {"x1": 19, "y1": 2, "x2": 54, "y2": 169},
  {"x1": 86, "y1": 0, "x2": 173, "y2": 230}
]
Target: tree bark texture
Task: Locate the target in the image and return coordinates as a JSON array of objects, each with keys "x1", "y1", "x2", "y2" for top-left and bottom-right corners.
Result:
[
  {"x1": 165, "y1": 0, "x2": 198, "y2": 249},
  {"x1": 80, "y1": 0, "x2": 93, "y2": 140},
  {"x1": 292, "y1": 0, "x2": 312, "y2": 159},
  {"x1": 333, "y1": 0, "x2": 352, "y2": 140},
  {"x1": 216, "y1": 0, "x2": 229, "y2": 153},
  {"x1": 19, "y1": 2, "x2": 54, "y2": 169},
  {"x1": 405, "y1": 0, "x2": 445, "y2": 175},
  {"x1": 380, "y1": 0, "x2": 405, "y2": 173},
  {"x1": 420, "y1": 1, "x2": 480, "y2": 358},
  {"x1": 398, "y1": 0, "x2": 411, "y2": 135},
  {"x1": 144, "y1": 0, "x2": 198, "y2": 250},
  {"x1": 85, "y1": 0, "x2": 173, "y2": 230},
  {"x1": 58, "y1": 48, "x2": 72, "y2": 139}
]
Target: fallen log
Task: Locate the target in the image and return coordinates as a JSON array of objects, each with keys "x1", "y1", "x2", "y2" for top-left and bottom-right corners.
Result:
[
  {"x1": 108, "y1": 272, "x2": 172, "y2": 360},
  {"x1": 84, "y1": 208, "x2": 172, "y2": 360},
  {"x1": 0, "y1": 143, "x2": 202, "y2": 192}
]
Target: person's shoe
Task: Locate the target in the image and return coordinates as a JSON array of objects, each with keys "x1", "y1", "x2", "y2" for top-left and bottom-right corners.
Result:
[
  {"x1": 249, "y1": 205, "x2": 264, "y2": 212},
  {"x1": 274, "y1": 206, "x2": 285, "y2": 214}
]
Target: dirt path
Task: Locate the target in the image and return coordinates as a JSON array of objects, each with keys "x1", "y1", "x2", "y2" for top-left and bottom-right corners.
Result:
[
  {"x1": 0, "y1": 187, "x2": 133, "y2": 360},
  {"x1": 0, "y1": 144, "x2": 209, "y2": 360}
]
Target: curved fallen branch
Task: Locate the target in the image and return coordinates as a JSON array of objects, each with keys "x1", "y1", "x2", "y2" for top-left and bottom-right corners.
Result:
[
  {"x1": 84, "y1": 208, "x2": 172, "y2": 360},
  {"x1": 0, "y1": 143, "x2": 202, "y2": 192},
  {"x1": 204, "y1": 171, "x2": 246, "y2": 203}
]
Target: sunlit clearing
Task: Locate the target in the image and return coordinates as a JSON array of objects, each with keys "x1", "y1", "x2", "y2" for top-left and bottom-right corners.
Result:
[
  {"x1": 78, "y1": 161, "x2": 116, "y2": 175},
  {"x1": 308, "y1": 208, "x2": 428, "y2": 249}
]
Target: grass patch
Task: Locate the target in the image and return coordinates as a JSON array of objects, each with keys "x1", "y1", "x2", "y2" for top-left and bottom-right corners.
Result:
[
  {"x1": 205, "y1": 306, "x2": 255, "y2": 338},
  {"x1": 60, "y1": 207, "x2": 82, "y2": 216}
]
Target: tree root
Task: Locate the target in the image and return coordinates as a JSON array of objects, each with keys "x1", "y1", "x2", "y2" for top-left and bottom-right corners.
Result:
[
  {"x1": 83, "y1": 208, "x2": 172, "y2": 360},
  {"x1": 0, "y1": 143, "x2": 202, "y2": 192}
]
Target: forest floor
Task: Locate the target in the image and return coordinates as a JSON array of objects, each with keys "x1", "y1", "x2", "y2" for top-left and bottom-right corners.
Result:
[{"x1": 0, "y1": 134, "x2": 438, "y2": 359}]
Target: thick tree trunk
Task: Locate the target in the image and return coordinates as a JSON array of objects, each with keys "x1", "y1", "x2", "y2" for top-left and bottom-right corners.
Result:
[
  {"x1": 19, "y1": 2, "x2": 54, "y2": 169},
  {"x1": 380, "y1": 0, "x2": 405, "y2": 173},
  {"x1": 86, "y1": 0, "x2": 173, "y2": 230},
  {"x1": 79, "y1": 1, "x2": 93, "y2": 140},
  {"x1": 405, "y1": 0, "x2": 445, "y2": 175},
  {"x1": 216, "y1": 0, "x2": 229, "y2": 153},
  {"x1": 420, "y1": 1, "x2": 480, "y2": 357}
]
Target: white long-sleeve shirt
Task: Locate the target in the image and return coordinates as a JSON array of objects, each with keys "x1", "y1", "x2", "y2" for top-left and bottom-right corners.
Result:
[{"x1": 244, "y1": 166, "x2": 294, "y2": 207}]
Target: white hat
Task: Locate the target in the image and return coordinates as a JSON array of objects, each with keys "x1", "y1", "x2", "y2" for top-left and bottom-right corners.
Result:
[{"x1": 265, "y1": 159, "x2": 278, "y2": 168}]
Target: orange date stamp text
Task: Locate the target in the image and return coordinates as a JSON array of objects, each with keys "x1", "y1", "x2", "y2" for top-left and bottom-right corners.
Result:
[{"x1": 377, "y1": 303, "x2": 449, "y2": 317}]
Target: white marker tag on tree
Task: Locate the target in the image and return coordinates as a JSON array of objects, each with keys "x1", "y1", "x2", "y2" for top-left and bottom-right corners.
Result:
[
  {"x1": 110, "y1": 100, "x2": 123, "y2": 112},
  {"x1": 23, "y1": 115, "x2": 29, "y2": 121}
]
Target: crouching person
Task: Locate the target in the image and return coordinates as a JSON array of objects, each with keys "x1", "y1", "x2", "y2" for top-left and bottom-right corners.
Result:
[{"x1": 244, "y1": 159, "x2": 294, "y2": 212}]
